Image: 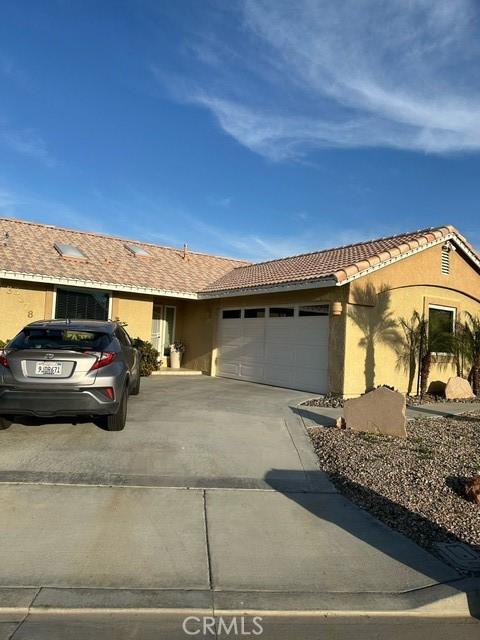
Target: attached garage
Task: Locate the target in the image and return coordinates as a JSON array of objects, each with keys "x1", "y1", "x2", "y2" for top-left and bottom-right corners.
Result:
[{"x1": 216, "y1": 304, "x2": 330, "y2": 393}]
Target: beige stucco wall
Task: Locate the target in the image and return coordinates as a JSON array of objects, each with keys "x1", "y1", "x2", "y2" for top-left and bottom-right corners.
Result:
[
  {"x1": 0, "y1": 279, "x2": 53, "y2": 341},
  {"x1": 343, "y1": 244, "x2": 480, "y2": 397},
  {"x1": 111, "y1": 293, "x2": 154, "y2": 341},
  {"x1": 178, "y1": 300, "x2": 215, "y2": 373}
]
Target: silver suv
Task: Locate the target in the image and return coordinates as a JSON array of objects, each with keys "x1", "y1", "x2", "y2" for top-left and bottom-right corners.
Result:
[{"x1": 0, "y1": 319, "x2": 141, "y2": 431}]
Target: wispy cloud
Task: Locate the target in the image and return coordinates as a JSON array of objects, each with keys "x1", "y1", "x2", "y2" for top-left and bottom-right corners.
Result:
[
  {"x1": 0, "y1": 53, "x2": 30, "y2": 88},
  {"x1": 162, "y1": 0, "x2": 480, "y2": 159},
  {"x1": 0, "y1": 183, "x2": 401, "y2": 261},
  {"x1": 181, "y1": 213, "x2": 395, "y2": 261},
  {"x1": 1, "y1": 127, "x2": 55, "y2": 167},
  {"x1": 0, "y1": 185, "x2": 105, "y2": 232},
  {"x1": 207, "y1": 194, "x2": 232, "y2": 207}
]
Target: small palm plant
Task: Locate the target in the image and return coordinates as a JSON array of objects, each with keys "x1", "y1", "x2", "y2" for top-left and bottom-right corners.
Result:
[
  {"x1": 457, "y1": 312, "x2": 480, "y2": 396},
  {"x1": 397, "y1": 311, "x2": 423, "y2": 396}
]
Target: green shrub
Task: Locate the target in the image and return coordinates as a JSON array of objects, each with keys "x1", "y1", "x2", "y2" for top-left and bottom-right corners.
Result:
[{"x1": 132, "y1": 338, "x2": 159, "y2": 376}]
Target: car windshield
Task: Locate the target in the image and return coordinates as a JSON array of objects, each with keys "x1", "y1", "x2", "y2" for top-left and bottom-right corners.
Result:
[{"x1": 9, "y1": 329, "x2": 111, "y2": 351}]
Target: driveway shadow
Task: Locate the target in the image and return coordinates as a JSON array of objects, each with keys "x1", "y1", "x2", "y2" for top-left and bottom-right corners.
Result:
[
  {"x1": 264, "y1": 469, "x2": 480, "y2": 619},
  {"x1": 407, "y1": 405, "x2": 480, "y2": 419},
  {"x1": 290, "y1": 406, "x2": 337, "y2": 427}
]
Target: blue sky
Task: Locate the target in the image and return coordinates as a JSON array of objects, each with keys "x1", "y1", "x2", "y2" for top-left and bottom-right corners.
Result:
[{"x1": 0, "y1": 0, "x2": 479, "y2": 260}]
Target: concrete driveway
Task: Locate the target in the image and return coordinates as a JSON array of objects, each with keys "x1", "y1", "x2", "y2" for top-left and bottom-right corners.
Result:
[
  {"x1": 0, "y1": 377, "x2": 478, "y2": 638},
  {"x1": 0, "y1": 376, "x2": 320, "y2": 489}
]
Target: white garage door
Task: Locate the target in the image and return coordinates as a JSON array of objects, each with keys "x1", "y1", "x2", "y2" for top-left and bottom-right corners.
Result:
[{"x1": 216, "y1": 304, "x2": 329, "y2": 393}]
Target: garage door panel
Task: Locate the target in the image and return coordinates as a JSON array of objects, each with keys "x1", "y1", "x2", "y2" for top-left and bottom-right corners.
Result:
[
  {"x1": 294, "y1": 331, "x2": 329, "y2": 348},
  {"x1": 217, "y1": 361, "x2": 241, "y2": 377},
  {"x1": 217, "y1": 308, "x2": 329, "y2": 393},
  {"x1": 240, "y1": 363, "x2": 265, "y2": 380},
  {"x1": 218, "y1": 338, "x2": 243, "y2": 351},
  {"x1": 243, "y1": 320, "x2": 264, "y2": 336},
  {"x1": 293, "y1": 366, "x2": 328, "y2": 391},
  {"x1": 265, "y1": 320, "x2": 295, "y2": 341},
  {"x1": 294, "y1": 345, "x2": 326, "y2": 368},
  {"x1": 264, "y1": 364, "x2": 294, "y2": 387},
  {"x1": 241, "y1": 342, "x2": 265, "y2": 362},
  {"x1": 264, "y1": 343, "x2": 296, "y2": 365}
]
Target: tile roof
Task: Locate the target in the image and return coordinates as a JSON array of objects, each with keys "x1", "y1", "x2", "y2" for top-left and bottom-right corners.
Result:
[
  {"x1": 1, "y1": 219, "x2": 477, "y2": 297},
  {"x1": 0, "y1": 217, "x2": 248, "y2": 295},
  {"x1": 202, "y1": 225, "x2": 478, "y2": 293}
]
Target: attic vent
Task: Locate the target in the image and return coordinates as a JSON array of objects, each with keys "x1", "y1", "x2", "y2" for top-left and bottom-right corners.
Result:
[
  {"x1": 441, "y1": 244, "x2": 450, "y2": 275},
  {"x1": 54, "y1": 243, "x2": 87, "y2": 260},
  {"x1": 125, "y1": 243, "x2": 150, "y2": 257}
]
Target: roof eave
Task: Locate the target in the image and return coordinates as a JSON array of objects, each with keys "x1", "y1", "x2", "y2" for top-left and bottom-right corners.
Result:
[
  {"x1": 198, "y1": 276, "x2": 339, "y2": 299},
  {"x1": 332, "y1": 231, "x2": 480, "y2": 286},
  {"x1": 0, "y1": 270, "x2": 199, "y2": 300}
]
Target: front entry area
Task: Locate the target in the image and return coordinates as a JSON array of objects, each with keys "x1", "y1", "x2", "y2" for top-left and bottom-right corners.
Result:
[
  {"x1": 216, "y1": 304, "x2": 330, "y2": 393},
  {"x1": 151, "y1": 303, "x2": 176, "y2": 358}
]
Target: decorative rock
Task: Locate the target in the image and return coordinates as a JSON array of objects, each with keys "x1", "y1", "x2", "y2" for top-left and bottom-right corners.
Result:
[
  {"x1": 465, "y1": 476, "x2": 480, "y2": 505},
  {"x1": 335, "y1": 416, "x2": 346, "y2": 430},
  {"x1": 344, "y1": 387, "x2": 407, "y2": 438},
  {"x1": 445, "y1": 377, "x2": 475, "y2": 400}
]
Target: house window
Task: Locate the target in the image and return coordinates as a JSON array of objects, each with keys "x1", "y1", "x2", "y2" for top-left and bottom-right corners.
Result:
[
  {"x1": 222, "y1": 309, "x2": 241, "y2": 319},
  {"x1": 269, "y1": 307, "x2": 294, "y2": 318},
  {"x1": 429, "y1": 305, "x2": 455, "y2": 353},
  {"x1": 55, "y1": 288, "x2": 109, "y2": 321},
  {"x1": 244, "y1": 308, "x2": 265, "y2": 319},
  {"x1": 299, "y1": 304, "x2": 329, "y2": 316}
]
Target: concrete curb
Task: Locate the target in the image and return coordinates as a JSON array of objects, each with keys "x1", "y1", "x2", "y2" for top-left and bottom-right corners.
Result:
[{"x1": 1, "y1": 580, "x2": 479, "y2": 621}]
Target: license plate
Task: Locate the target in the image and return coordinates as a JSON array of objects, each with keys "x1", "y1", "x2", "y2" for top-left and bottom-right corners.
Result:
[{"x1": 35, "y1": 361, "x2": 63, "y2": 376}]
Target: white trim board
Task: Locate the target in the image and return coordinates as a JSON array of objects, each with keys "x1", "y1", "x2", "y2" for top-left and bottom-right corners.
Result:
[{"x1": 0, "y1": 270, "x2": 198, "y2": 299}]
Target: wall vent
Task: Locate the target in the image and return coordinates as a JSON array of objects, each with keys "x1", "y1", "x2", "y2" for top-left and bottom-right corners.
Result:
[{"x1": 441, "y1": 244, "x2": 450, "y2": 275}]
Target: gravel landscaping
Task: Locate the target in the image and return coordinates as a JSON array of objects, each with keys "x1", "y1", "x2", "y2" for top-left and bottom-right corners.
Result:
[
  {"x1": 304, "y1": 393, "x2": 345, "y2": 408},
  {"x1": 307, "y1": 412, "x2": 480, "y2": 563},
  {"x1": 406, "y1": 394, "x2": 479, "y2": 406},
  {"x1": 304, "y1": 392, "x2": 479, "y2": 409}
]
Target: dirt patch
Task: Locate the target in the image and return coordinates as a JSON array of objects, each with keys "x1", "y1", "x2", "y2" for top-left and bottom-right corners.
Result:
[{"x1": 307, "y1": 413, "x2": 480, "y2": 557}]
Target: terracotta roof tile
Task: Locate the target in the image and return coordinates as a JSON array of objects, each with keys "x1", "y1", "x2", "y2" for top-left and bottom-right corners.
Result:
[
  {"x1": 0, "y1": 217, "x2": 247, "y2": 295},
  {"x1": 1, "y1": 219, "x2": 477, "y2": 297},
  {"x1": 202, "y1": 225, "x2": 476, "y2": 293}
]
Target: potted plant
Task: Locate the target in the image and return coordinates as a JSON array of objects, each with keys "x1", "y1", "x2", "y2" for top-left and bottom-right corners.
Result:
[{"x1": 169, "y1": 341, "x2": 185, "y2": 369}]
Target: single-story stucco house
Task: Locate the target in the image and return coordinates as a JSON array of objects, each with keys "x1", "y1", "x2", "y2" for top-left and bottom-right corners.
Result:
[{"x1": 1, "y1": 217, "x2": 479, "y2": 397}]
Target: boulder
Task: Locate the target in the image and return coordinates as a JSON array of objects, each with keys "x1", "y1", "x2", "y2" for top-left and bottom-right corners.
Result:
[
  {"x1": 465, "y1": 476, "x2": 480, "y2": 505},
  {"x1": 344, "y1": 387, "x2": 407, "y2": 438},
  {"x1": 445, "y1": 376, "x2": 475, "y2": 400},
  {"x1": 427, "y1": 380, "x2": 447, "y2": 396}
]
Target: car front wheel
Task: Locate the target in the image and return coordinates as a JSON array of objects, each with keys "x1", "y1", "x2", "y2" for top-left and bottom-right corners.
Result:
[{"x1": 95, "y1": 388, "x2": 128, "y2": 432}]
